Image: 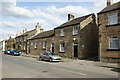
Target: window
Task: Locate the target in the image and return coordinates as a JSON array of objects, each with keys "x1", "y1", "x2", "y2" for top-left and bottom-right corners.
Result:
[
  {"x1": 73, "y1": 26, "x2": 78, "y2": 35},
  {"x1": 24, "y1": 45, "x2": 26, "y2": 50},
  {"x1": 108, "y1": 36, "x2": 119, "y2": 49},
  {"x1": 31, "y1": 42, "x2": 33, "y2": 45},
  {"x1": 43, "y1": 41, "x2": 47, "y2": 49},
  {"x1": 60, "y1": 29, "x2": 64, "y2": 36},
  {"x1": 60, "y1": 43, "x2": 65, "y2": 52},
  {"x1": 34, "y1": 40, "x2": 38, "y2": 48},
  {"x1": 108, "y1": 13, "x2": 118, "y2": 25},
  {"x1": 17, "y1": 38, "x2": 18, "y2": 42},
  {"x1": 24, "y1": 36, "x2": 26, "y2": 41}
]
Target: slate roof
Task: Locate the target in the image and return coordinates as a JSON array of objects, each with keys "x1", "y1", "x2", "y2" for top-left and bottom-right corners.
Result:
[
  {"x1": 55, "y1": 13, "x2": 94, "y2": 29},
  {"x1": 98, "y1": 2, "x2": 120, "y2": 14},
  {"x1": 16, "y1": 29, "x2": 35, "y2": 38},
  {"x1": 28, "y1": 30, "x2": 54, "y2": 40}
]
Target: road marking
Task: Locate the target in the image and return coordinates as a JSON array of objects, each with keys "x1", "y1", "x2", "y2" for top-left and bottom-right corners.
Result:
[{"x1": 52, "y1": 67, "x2": 87, "y2": 76}]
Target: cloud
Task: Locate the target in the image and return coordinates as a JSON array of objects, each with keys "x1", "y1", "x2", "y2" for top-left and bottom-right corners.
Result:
[
  {"x1": 1, "y1": 0, "x2": 33, "y2": 18},
  {"x1": 2, "y1": 0, "x2": 119, "y2": 40}
]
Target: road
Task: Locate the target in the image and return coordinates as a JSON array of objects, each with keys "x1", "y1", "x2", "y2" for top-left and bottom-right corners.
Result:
[{"x1": 2, "y1": 52, "x2": 118, "y2": 78}]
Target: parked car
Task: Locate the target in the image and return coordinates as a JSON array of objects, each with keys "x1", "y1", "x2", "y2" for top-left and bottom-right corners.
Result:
[
  {"x1": 4, "y1": 49, "x2": 11, "y2": 54},
  {"x1": 39, "y1": 52, "x2": 62, "y2": 62},
  {"x1": 10, "y1": 50, "x2": 20, "y2": 56}
]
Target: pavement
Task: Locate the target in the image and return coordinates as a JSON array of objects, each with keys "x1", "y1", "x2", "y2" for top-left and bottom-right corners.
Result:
[{"x1": 20, "y1": 53, "x2": 120, "y2": 69}]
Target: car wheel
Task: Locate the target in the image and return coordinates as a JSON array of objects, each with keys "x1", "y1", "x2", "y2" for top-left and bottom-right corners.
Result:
[
  {"x1": 39, "y1": 57, "x2": 42, "y2": 61},
  {"x1": 50, "y1": 58, "x2": 53, "y2": 62}
]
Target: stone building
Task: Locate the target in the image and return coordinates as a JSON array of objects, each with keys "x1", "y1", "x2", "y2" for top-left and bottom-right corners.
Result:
[
  {"x1": 27, "y1": 30, "x2": 54, "y2": 55},
  {"x1": 5, "y1": 37, "x2": 15, "y2": 50},
  {"x1": 54, "y1": 13, "x2": 98, "y2": 59},
  {"x1": 15, "y1": 23, "x2": 43, "y2": 54},
  {"x1": 97, "y1": 0, "x2": 120, "y2": 62},
  {"x1": 28, "y1": 13, "x2": 98, "y2": 60}
]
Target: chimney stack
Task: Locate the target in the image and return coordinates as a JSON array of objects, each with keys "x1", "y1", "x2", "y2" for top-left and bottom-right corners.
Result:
[
  {"x1": 68, "y1": 13, "x2": 74, "y2": 21},
  {"x1": 16, "y1": 33, "x2": 18, "y2": 37},
  {"x1": 35, "y1": 22, "x2": 43, "y2": 35},
  {"x1": 107, "y1": 0, "x2": 113, "y2": 6},
  {"x1": 23, "y1": 28, "x2": 27, "y2": 33}
]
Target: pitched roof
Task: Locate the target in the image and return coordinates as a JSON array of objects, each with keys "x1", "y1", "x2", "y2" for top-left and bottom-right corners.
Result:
[
  {"x1": 28, "y1": 30, "x2": 54, "y2": 40},
  {"x1": 98, "y1": 2, "x2": 120, "y2": 14},
  {"x1": 16, "y1": 29, "x2": 35, "y2": 38},
  {"x1": 55, "y1": 13, "x2": 94, "y2": 29}
]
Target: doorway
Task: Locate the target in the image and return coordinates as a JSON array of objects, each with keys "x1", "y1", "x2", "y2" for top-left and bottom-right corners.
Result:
[
  {"x1": 73, "y1": 43, "x2": 78, "y2": 58},
  {"x1": 51, "y1": 43, "x2": 54, "y2": 53}
]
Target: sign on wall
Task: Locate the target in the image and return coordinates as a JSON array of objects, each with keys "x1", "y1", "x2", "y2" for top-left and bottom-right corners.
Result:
[
  {"x1": 39, "y1": 42, "x2": 42, "y2": 45},
  {"x1": 31, "y1": 43, "x2": 33, "y2": 45}
]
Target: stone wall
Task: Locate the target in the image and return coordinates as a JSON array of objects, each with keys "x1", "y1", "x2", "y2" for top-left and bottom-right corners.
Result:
[
  {"x1": 54, "y1": 14, "x2": 98, "y2": 59},
  {"x1": 28, "y1": 36, "x2": 54, "y2": 55},
  {"x1": 98, "y1": 9, "x2": 120, "y2": 63}
]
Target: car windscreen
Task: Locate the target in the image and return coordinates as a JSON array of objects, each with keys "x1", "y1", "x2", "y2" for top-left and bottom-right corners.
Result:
[
  {"x1": 12, "y1": 50, "x2": 18, "y2": 52},
  {"x1": 48, "y1": 52, "x2": 54, "y2": 55}
]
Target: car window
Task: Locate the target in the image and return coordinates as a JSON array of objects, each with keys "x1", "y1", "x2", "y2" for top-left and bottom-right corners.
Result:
[
  {"x1": 42, "y1": 52, "x2": 48, "y2": 55},
  {"x1": 48, "y1": 52, "x2": 54, "y2": 55}
]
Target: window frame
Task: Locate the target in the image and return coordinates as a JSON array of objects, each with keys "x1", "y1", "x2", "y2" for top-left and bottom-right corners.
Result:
[
  {"x1": 108, "y1": 36, "x2": 119, "y2": 49},
  {"x1": 108, "y1": 12, "x2": 118, "y2": 25},
  {"x1": 73, "y1": 26, "x2": 78, "y2": 35},
  {"x1": 60, "y1": 43, "x2": 65, "y2": 52},
  {"x1": 43, "y1": 41, "x2": 47, "y2": 49},
  {"x1": 60, "y1": 29, "x2": 64, "y2": 36},
  {"x1": 24, "y1": 36, "x2": 26, "y2": 41},
  {"x1": 34, "y1": 40, "x2": 38, "y2": 49}
]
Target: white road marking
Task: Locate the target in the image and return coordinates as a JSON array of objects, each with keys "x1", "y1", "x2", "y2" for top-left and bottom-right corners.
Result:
[{"x1": 52, "y1": 67, "x2": 87, "y2": 76}]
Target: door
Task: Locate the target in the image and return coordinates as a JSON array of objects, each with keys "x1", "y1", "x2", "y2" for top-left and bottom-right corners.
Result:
[
  {"x1": 27, "y1": 42, "x2": 30, "y2": 54},
  {"x1": 73, "y1": 43, "x2": 78, "y2": 58},
  {"x1": 51, "y1": 43, "x2": 54, "y2": 53}
]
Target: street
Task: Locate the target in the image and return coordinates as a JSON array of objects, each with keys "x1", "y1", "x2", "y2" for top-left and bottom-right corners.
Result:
[{"x1": 2, "y1": 52, "x2": 118, "y2": 78}]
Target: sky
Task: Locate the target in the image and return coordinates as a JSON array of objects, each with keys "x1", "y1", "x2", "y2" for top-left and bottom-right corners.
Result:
[{"x1": 0, "y1": 0, "x2": 119, "y2": 41}]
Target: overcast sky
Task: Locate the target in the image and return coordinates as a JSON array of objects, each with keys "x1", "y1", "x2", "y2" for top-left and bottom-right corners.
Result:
[{"x1": 0, "y1": 0, "x2": 119, "y2": 41}]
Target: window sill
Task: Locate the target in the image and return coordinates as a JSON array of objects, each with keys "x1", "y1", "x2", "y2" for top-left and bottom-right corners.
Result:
[
  {"x1": 107, "y1": 49, "x2": 120, "y2": 51},
  {"x1": 60, "y1": 36, "x2": 64, "y2": 37},
  {"x1": 59, "y1": 51, "x2": 65, "y2": 53},
  {"x1": 43, "y1": 48, "x2": 46, "y2": 50},
  {"x1": 73, "y1": 34, "x2": 78, "y2": 36},
  {"x1": 34, "y1": 48, "x2": 37, "y2": 50},
  {"x1": 106, "y1": 24, "x2": 120, "y2": 27}
]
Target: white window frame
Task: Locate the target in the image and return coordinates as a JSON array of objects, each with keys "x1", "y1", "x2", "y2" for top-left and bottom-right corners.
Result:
[
  {"x1": 34, "y1": 40, "x2": 38, "y2": 48},
  {"x1": 24, "y1": 36, "x2": 26, "y2": 41},
  {"x1": 43, "y1": 41, "x2": 47, "y2": 49},
  {"x1": 24, "y1": 45, "x2": 26, "y2": 50},
  {"x1": 108, "y1": 36, "x2": 119, "y2": 49},
  {"x1": 108, "y1": 13, "x2": 118, "y2": 25},
  {"x1": 73, "y1": 26, "x2": 78, "y2": 35},
  {"x1": 60, "y1": 29, "x2": 64, "y2": 36},
  {"x1": 60, "y1": 43, "x2": 65, "y2": 52},
  {"x1": 17, "y1": 38, "x2": 18, "y2": 42}
]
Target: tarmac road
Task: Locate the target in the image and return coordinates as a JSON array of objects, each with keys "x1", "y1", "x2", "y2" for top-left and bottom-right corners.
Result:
[{"x1": 2, "y1": 52, "x2": 118, "y2": 78}]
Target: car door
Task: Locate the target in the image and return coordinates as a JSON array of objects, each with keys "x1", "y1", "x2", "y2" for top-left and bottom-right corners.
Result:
[
  {"x1": 42, "y1": 52, "x2": 47, "y2": 60},
  {"x1": 45, "y1": 52, "x2": 50, "y2": 60}
]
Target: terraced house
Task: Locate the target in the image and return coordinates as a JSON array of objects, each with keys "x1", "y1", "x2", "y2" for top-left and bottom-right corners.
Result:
[
  {"x1": 54, "y1": 13, "x2": 98, "y2": 59},
  {"x1": 15, "y1": 23, "x2": 43, "y2": 54},
  {"x1": 98, "y1": 0, "x2": 120, "y2": 62},
  {"x1": 28, "y1": 30, "x2": 55, "y2": 55},
  {"x1": 5, "y1": 36, "x2": 16, "y2": 50},
  {"x1": 28, "y1": 13, "x2": 99, "y2": 59}
]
